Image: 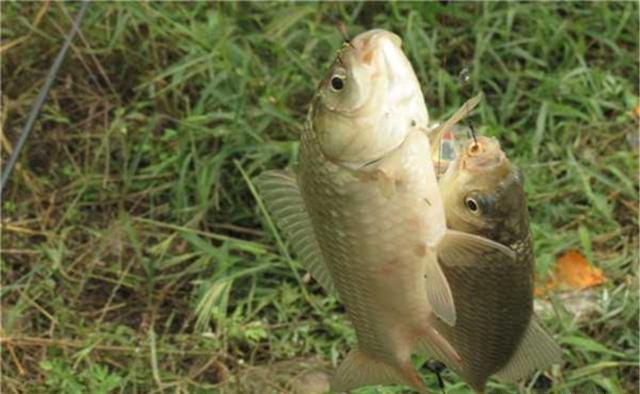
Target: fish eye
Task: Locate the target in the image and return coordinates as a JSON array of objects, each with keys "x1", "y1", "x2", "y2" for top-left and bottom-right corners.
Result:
[
  {"x1": 330, "y1": 75, "x2": 345, "y2": 91},
  {"x1": 464, "y1": 196, "x2": 481, "y2": 215}
]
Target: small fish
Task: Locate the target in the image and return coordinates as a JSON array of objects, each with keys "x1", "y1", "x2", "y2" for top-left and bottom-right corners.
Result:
[
  {"x1": 257, "y1": 29, "x2": 514, "y2": 393},
  {"x1": 431, "y1": 135, "x2": 563, "y2": 393}
]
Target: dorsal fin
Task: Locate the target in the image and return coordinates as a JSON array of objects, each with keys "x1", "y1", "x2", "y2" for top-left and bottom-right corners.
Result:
[
  {"x1": 255, "y1": 170, "x2": 336, "y2": 295},
  {"x1": 429, "y1": 93, "x2": 483, "y2": 158}
]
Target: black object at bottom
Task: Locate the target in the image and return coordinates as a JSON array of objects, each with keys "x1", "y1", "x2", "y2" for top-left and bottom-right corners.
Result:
[{"x1": 425, "y1": 360, "x2": 446, "y2": 391}]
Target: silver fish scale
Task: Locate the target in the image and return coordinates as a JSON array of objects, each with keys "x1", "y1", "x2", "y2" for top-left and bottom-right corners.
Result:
[{"x1": 298, "y1": 121, "x2": 437, "y2": 362}]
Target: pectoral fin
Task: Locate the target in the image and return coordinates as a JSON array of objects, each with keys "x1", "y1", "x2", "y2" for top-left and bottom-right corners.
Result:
[
  {"x1": 494, "y1": 316, "x2": 563, "y2": 383},
  {"x1": 424, "y1": 256, "x2": 457, "y2": 326},
  {"x1": 437, "y1": 229, "x2": 516, "y2": 268},
  {"x1": 331, "y1": 349, "x2": 430, "y2": 393},
  {"x1": 376, "y1": 169, "x2": 396, "y2": 198},
  {"x1": 255, "y1": 170, "x2": 336, "y2": 295},
  {"x1": 429, "y1": 93, "x2": 483, "y2": 158},
  {"x1": 427, "y1": 230, "x2": 515, "y2": 326}
]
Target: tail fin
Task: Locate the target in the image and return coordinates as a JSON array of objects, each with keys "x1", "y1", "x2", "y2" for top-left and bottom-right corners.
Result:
[
  {"x1": 331, "y1": 349, "x2": 430, "y2": 393},
  {"x1": 494, "y1": 316, "x2": 563, "y2": 382}
]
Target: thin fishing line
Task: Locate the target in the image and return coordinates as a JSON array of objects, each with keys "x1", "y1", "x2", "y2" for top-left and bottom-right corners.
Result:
[
  {"x1": 437, "y1": 129, "x2": 443, "y2": 176},
  {"x1": 469, "y1": 122, "x2": 478, "y2": 146},
  {"x1": 1, "y1": 0, "x2": 90, "y2": 192},
  {"x1": 336, "y1": 21, "x2": 355, "y2": 49}
]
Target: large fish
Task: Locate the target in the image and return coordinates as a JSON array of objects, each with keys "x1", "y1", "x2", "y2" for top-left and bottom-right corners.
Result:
[
  {"x1": 256, "y1": 29, "x2": 514, "y2": 393},
  {"x1": 431, "y1": 134, "x2": 562, "y2": 393}
]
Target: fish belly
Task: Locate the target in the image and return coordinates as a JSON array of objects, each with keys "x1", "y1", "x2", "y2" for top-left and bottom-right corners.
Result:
[{"x1": 299, "y1": 130, "x2": 441, "y2": 363}]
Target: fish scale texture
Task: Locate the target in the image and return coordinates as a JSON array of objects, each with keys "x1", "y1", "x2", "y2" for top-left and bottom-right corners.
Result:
[
  {"x1": 432, "y1": 249, "x2": 533, "y2": 391},
  {"x1": 435, "y1": 156, "x2": 536, "y2": 391},
  {"x1": 298, "y1": 121, "x2": 443, "y2": 364}
]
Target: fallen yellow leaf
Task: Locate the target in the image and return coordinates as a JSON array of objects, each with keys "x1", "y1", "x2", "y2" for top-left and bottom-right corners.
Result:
[
  {"x1": 535, "y1": 250, "x2": 606, "y2": 296},
  {"x1": 555, "y1": 250, "x2": 606, "y2": 288}
]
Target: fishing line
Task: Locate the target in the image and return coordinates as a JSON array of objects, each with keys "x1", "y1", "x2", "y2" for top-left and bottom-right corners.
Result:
[
  {"x1": 434, "y1": 63, "x2": 478, "y2": 177},
  {"x1": 469, "y1": 122, "x2": 479, "y2": 146},
  {"x1": 336, "y1": 21, "x2": 355, "y2": 48},
  {"x1": 437, "y1": 95, "x2": 479, "y2": 176},
  {"x1": 1, "y1": 0, "x2": 90, "y2": 192}
]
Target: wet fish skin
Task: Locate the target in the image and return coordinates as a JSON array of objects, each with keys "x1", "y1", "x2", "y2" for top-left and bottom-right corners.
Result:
[
  {"x1": 434, "y1": 136, "x2": 562, "y2": 393},
  {"x1": 257, "y1": 30, "x2": 516, "y2": 394},
  {"x1": 299, "y1": 30, "x2": 444, "y2": 393}
]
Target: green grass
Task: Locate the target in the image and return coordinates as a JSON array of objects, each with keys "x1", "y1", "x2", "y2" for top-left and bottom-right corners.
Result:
[{"x1": 1, "y1": 2, "x2": 638, "y2": 393}]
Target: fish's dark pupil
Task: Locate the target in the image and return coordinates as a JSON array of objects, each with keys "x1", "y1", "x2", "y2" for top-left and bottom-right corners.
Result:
[
  {"x1": 331, "y1": 76, "x2": 344, "y2": 91},
  {"x1": 466, "y1": 198, "x2": 478, "y2": 212}
]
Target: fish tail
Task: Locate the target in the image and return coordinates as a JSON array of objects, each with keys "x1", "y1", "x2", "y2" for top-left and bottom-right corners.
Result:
[
  {"x1": 331, "y1": 348, "x2": 431, "y2": 393},
  {"x1": 494, "y1": 316, "x2": 562, "y2": 383}
]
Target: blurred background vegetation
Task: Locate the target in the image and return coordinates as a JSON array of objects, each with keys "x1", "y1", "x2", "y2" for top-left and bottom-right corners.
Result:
[{"x1": 1, "y1": 2, "x2": 638, "y2": 393}]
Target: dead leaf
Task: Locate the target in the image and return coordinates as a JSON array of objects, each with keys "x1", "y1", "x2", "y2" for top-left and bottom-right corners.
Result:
[
  {"x1": 555, "y1": 250, "x2": 606, "y2": 288},
  {"x1": 535, "y1": 250, "x2": 606, "y2": 296}
]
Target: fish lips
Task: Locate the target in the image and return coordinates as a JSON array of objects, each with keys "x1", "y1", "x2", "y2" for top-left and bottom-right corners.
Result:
[
  {"x1": 315, "y1": 30, "x2": 428, "y2": 167},
  {"x1": 459, "y1": 137, "x2": 507, "y2": 173}
]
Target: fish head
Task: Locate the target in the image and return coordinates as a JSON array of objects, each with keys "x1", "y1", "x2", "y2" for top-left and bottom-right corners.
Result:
[
  {"x1": 440, "y1": 136, "x2": 527, "y2": 243},
  {"x1": 311, "y1": 29, "x2": 429, "y2": 166}
]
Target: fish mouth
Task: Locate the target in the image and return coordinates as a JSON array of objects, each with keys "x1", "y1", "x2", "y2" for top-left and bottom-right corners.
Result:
[
  {"x1": 322, "y1": 30, "x2": 404, "y2": 117},
  {"x1": 460, "y1": 136, "x2": 506, "y2": 173},
  {"x1": 352, "y1": 29, "x2": 402, "y2": 65},
  {"x1": 330, "y1": 30, "x2": 414, "y2": 170},
  {"x1": 353, "y1": 30, "x2": 411, "y2": 98},
  {"x1": 318, "y1": 29, "x2": 427, "y2": 169}
]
